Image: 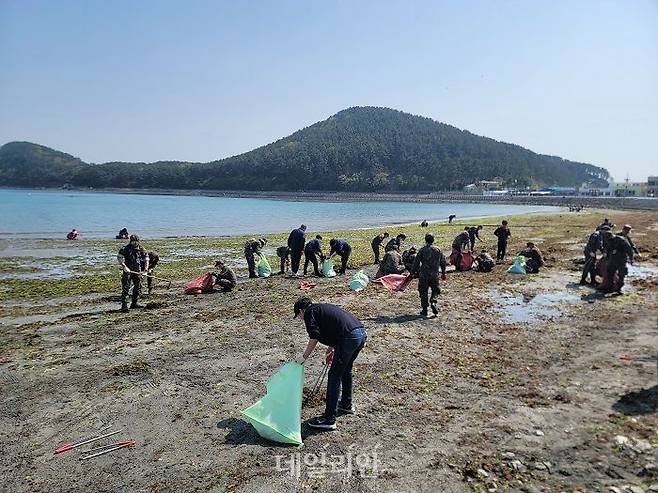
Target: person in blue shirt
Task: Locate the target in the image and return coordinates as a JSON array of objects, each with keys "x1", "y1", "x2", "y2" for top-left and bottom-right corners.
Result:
[
  {"x1": 328, "y1": 238, "x2": 352, "y2": 275},
  {"x1": 287, "y1": 224, "x2": 307, "y2": 277},
  {"x1": 295, "y1": 297, "x2": 367, "y2": 431},
  {"x1": 304, "y1": 235, "x2": 324, "y2": 276}
]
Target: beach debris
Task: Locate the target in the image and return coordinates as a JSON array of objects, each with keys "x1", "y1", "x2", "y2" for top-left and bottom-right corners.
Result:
[
  {"x1": 80, "y1": 440, "x2": 135, "y2": 460},
  {"x1": 299, "y1": 280, "x2": 317, "y2": 291},
  {"x1": 620, "y1": 354, "x2": 634, "y2": 361},
  {"x1": 54, "y1": 428, "x2": 122, "y2": 454}
]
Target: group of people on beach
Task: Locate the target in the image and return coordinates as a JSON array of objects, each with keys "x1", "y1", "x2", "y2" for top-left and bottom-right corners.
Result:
[
  {"x1": 109, "y1": 214, "x2": 639, "y2": 431},
  {"x1": 580, "y1": 218, "x2": 638, "y2": 294}
]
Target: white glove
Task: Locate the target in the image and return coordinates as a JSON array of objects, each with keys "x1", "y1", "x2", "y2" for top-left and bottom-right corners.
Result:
[{"x1": 122, "y1": 265, "x2": 131, "y2": 273}]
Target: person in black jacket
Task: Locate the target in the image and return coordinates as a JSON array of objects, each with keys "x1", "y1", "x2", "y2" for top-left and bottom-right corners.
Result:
[
  {"x1": 304, "y1": 235, "x2": 324, "y2": 276},
  {"x1": 287, "y1": 225, "x2": 307, "y2": 276},
  {"x1": 370, "y1": 232, "x2": 389, "y2": 264},
  {"x1": 493, "y1": 220, "x2": 511, "y2": 262},
  {"x1": 466, "y1": 225, "x2": 483, "y2": 251},
  {"x1": 385, "y1": 233, "x2": 406, "y2": 253},
  {"x1": 244, "y1": 238, "x2": 267, "y2": 278},
  {"x1": 295, "y1": 297, "x2": 367, "y2": 431}
]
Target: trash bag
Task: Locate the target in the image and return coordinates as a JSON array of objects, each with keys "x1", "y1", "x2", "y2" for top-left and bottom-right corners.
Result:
[
  {"x1": 349, "y1": 270, "x2": 369, "y2": 292},
  {"x1": 321, "y1": 259, "x2": 336, "y2": 278},
  {"x1": 372, "y1": 273, "x2": 413, "y2": 292},
  {"x1": 460, "y1": 252, "x2": 475, "y2": 271},
  {"x1": 184, "y1": 273, "x2": 215, "y2": 294},
  {"x1": 507, "y1": 256, "x2": 527, "y2": 274},
  {"x1": 257, "y1": 255, "x2": 272, "y2": 278},
  {"x1": 242, "y1": 362, "x2": 304, "y2": 446}
]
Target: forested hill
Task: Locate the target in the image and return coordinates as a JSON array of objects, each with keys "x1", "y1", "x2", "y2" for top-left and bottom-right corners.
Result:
[{"x1": 0, "y1": 107, "x2": 609, "y2": 191}]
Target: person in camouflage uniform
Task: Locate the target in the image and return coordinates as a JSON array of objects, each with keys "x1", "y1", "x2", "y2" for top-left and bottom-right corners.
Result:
[
  {"x1": 601, "y1": 231, "x2": 634, "y2": 294},
  {"x1": 146, "y1": 252, "x2": 160, "y2": 295},
  {"x1": 213, "y1": 260, "x2": 237, "y2": 292},
  {"x1": 117, "y1": 235, "x2": 149, "y2": 312},
  {"x1": 401, "y1": 246, "x2": 418, "y2": 272},
  {"x1": 244, "y1": 238, "x2": 267, "y2": 278},
  {"x1": 411, "y1": 233, "x2": 447, "y2": 318},
  {"x1": 375, "y1": 243, "x2": 406, "y2": 278}
]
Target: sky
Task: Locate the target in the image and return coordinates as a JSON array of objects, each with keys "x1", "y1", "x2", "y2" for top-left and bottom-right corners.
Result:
[{"x1": 1, "y1": 1, "x2": 657, "y2": 181}]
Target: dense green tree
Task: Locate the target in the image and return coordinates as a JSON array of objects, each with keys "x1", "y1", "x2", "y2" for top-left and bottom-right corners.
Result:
[{"x1": 0, "y1": 107, "x2": 609, "y2": 192}]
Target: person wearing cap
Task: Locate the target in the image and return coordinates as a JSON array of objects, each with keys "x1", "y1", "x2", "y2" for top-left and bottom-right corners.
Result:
[
  {"x1": 371, "y1": 232, "x2": 389, "y2": 264},
  {"x1": 294, "y1": 297, "x2": 367, "y2": 431},
  {"x1": 518, "y1": 242, "x2": 544, "y2": 274},
  {"x1": 303, "y1": 235, "x2": 324, "y2": 276},
  {"x1": 580, "y1": 229, "x2": 604, "y2": 285},
  {"x1": 493, "y1": 220, "x2": 511, "y2": 262},
  {"x1": 328, "y1": 238, "x2": 352, "y2": 275},
  {"x1": 212, "y1": 260, "x2": 237, "y2": 292},
  {"x1": 411, "y1": 233, "x2": 447, "y2": 317},
  {"x1": 375, "y1": 243, "x2": 405, "y2": 278},
  {"x1": 287, "y1": 224, "x2": 307, "y2": 277},
  {"x1": 384, "y1": 233, "x2": 407, "y2": 253},
  {"x1": 620, "y1": 225, "x2": 639, "y2": 255},
  {"x1": 244, "y1": 238, "x2": 267, "y2": 278},
  {"x1": 117, "y1": 234, "x2": 149, "y2": 312}
]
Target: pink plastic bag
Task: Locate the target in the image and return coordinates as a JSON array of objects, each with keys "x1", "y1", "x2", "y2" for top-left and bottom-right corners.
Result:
[
  {"x1": 184, "y1": 273, "x2": 214, "y2": 294},
  {"x1": 372, "y1": 274, "x2": 413, "y2": 292}
]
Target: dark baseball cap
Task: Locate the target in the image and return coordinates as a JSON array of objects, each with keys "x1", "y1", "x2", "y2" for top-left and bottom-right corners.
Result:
[{"x1": 293, "y1": 297, "x2": 312, "y2": 318}]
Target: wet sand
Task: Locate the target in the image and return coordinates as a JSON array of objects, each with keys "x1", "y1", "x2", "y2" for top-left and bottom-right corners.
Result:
[{"x1": 1, "y1": 210, "x2": 657, "y2": 492}]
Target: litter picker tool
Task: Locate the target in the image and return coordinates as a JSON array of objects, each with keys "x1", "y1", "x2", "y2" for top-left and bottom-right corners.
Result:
[
  {"x1": 80, "y1": 440, "x2": 135, "y2": 460},
  {"x1": 54, "y1": 428, "x2": 122, "y2": 454},
  {"x1": 303, "y1": 350, "x2": 334, "y2": 406},
  {"x1": 126, "y1": 269, "x2": 172, "y2": 288}
]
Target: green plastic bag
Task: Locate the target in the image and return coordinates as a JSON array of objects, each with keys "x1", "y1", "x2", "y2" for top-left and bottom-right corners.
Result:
[
  {"x1": 350, "y1": 270, "x2": 369, "y2": 291},
  {"x1": 321, "y1": 259, "x2": 336, "y2": 278},
  {"x1": 257, "y1": 255, "x2": 272, "y2": 278},
  {"x1": 507, "y1": 256, "x2": 527, "y2": 274},
  {"x1": 242, "y1": 362, "x2": 304, "y2": 445}
]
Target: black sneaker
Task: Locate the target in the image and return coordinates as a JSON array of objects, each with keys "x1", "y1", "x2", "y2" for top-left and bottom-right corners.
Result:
[
  {"x1": 121, "y1": 304, "x2": 129, "y2": 313},
  {"x1": 308, "y1": 416, "x2": 337, "y2": 431},
  {"x1": 420, "y1": 309, "x2": 428, "y2": 317},
  {"x1": 337, "y1": 404, "x2": 355, "y2": 415},
  {"x1": 431, "y1": 302, "x2": 438, "y2": 316},
  {"x1": 130, "y1": 303, "x2": 144, "y2": 309}
]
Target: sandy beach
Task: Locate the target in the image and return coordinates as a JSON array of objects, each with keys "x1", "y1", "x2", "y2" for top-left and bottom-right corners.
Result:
[{"x1": 1, "y1": 209, "x2": 657, "y2": 492}]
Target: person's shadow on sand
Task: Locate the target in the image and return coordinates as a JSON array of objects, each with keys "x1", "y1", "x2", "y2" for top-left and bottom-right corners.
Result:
[
  {"x1": 366, "y1": 313, "x2": 425, "y2": 324},
  {"x1": 612, "y1": 385, "x2": 658, "y2": 416},
  {"x1": 217, "y1": 417, "x2": 300, "y2": 447}
]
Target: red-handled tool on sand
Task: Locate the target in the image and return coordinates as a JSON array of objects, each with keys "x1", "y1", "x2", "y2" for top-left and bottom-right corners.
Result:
[
  {"x1": 54, "y1": 429, "x2": 122, "y2": 454},
  {"x1": 80, "y1": 440, "x2": 135, "y2": 460}
]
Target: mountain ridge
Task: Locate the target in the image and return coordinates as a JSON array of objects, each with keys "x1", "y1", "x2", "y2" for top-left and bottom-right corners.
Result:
[{"x1": 0, "y1": 106, "x2": 609, "y2": 191}]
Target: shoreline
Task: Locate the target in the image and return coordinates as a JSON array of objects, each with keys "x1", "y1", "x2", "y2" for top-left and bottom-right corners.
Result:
[
  {"x1": 0, "y1": 206, "x2": 567, "y2": 241},
  {"x1": 3, "y1": 185, "x2": 657, "y2": 210}
]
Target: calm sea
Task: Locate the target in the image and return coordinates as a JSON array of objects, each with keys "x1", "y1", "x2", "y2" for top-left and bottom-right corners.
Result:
[{"x1": 0, "y1": 188, "x2": 562, "y2": 239}]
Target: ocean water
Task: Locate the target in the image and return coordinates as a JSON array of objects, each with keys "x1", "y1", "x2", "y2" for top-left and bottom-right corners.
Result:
[{"x1": 0, "y1": 188, "x2": 562, "y2": 239}]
